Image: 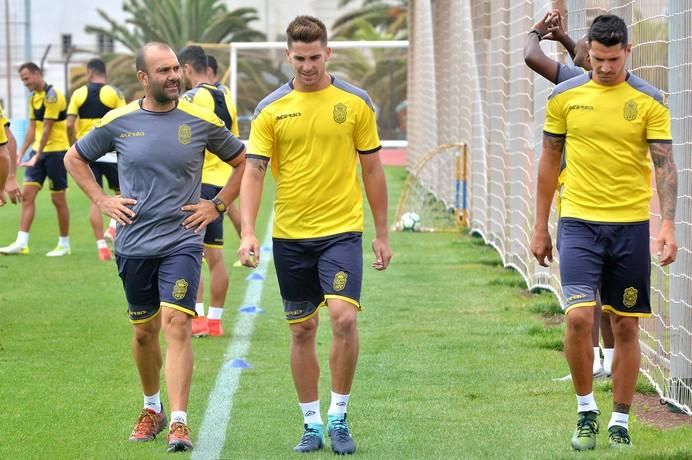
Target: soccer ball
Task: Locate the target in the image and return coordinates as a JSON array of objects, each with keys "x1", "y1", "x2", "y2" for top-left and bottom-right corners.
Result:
[{"x1": 400, "y1": 212, "x2": 421, "y2": 232}]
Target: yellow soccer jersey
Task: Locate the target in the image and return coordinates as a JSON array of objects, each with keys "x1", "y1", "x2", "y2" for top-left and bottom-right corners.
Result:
[
  {"x1": 182, "y1": 83, "x2": 239, "y2": 187},
  {"x1": 249, "y1": 76, "x2": 382, "y2": 239},
  {"x1": 544, "y1": 72, "x2": 671, "y2": 223},
  {"x1": 67, "y1": 83, "x2": 126, "y2": 139},
  {"x1": 0, "y1": 102, "x2": 8, "y2": 145},
  {"x1": 29, "y1": 84, "x2": 69, "y2": 152}
]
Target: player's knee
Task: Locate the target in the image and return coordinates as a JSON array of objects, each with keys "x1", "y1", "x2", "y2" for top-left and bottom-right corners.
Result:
[
  {"x1": 50, "y1": 192, "x2": 67, "y2": 207},
  {"x1": 133, "y1": 325, "x2": 158, "y2": 347},
  {"x1": 330, "y1": 311, "x2": 357, "y2": 337},
  {"x1": 611, "y1": 315, "x2": 639, "y2": 341},
  {"x1": 566, "y1": 309, "x2": 594, "y2": 335},
  {"x1": 291, "y1": 319, "x2": 318, "y2": 343},
  {"x1": 162, "y1": 310, "x2": 191, "y2": 338}
]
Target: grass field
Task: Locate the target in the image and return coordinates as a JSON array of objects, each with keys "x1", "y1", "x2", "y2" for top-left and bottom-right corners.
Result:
[{"x1": 1, "y1": 166, "x2": 690, "y2": 459}]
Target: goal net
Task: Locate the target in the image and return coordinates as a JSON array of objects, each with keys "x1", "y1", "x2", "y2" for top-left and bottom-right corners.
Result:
[{"x1": 409, "y1": 0, "x2": 692, "y2": 414}]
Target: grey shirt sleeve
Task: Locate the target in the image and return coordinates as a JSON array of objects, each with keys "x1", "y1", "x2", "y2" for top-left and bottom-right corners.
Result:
[
  {"x1": 556, "y1": 64, "x2": 585, "y2": 84},
  {"x1": 206, "y1": 123, "x2": 245, "y2": 163},
  {"x1": 75, "y1": 125, "x2": 115, "y2": 162}
]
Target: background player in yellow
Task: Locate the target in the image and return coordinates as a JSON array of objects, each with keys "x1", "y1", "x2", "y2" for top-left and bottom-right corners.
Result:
[
  {"x1": 0, "y1": 100, "x2": 20, "y2": 206},
  {"x1": 238, "y1": 15, "x2": 392, "y2": 455},
  {"x1": 67, "y1": 58, "x2": 126, "y2": 261},
  {"x1": 179, "y1": 45, "x2": 241, "y2": 338},
  {"x1": 531, "y1": 14, "x2": 678, "y2": 450},
  {"x1": 0, "y1": 101, "x2": 10, "y2": 203},
  {"x1": 0, "y1": 63, "x2": 71, "y2": 256}
]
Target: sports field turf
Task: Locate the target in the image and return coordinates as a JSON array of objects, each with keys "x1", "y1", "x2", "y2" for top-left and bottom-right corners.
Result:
[{"x1": 1, "y1": 166, "x2": 690, "y2": 458}]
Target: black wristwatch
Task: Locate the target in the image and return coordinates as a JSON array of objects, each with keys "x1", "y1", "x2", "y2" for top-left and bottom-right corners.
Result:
[
  {"x1": 528, "y1": 29, "x2": 542, "y2": 41},
  {"x1": 211, "y1": 196, "x2": 227, "y2": 214}
]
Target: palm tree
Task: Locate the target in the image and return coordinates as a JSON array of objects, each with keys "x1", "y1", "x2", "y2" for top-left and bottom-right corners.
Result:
[
  {"x1": 81, "y1": 0, "x2": 265, "y2": 99},
  {"x1": 330, "y1": 1, "x2": 408, "y2": 139}
]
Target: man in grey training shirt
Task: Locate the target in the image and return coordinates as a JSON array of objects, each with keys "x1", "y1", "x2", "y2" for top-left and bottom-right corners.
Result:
[{"x1": 64, "y1": 42, "x2": 246, "y2": 453}]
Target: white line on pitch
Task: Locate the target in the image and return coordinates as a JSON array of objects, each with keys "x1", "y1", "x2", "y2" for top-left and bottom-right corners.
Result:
[{"x1": 192, "y1": 215, "x2": 273, "y2": 459}]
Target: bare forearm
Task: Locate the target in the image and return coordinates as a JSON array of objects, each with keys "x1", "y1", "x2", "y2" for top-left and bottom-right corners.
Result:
[
  {"x1": 5, "y1": 128, "x2": 17, "y2": 174},
  {"x1": 361, "y1": 159, "x2": 389, "y2": 237},
  {"x1": 239, "y1": 158, "x2": 267, "y2": 237},
  {"x1": 217, "y1": 161, "x2": 246, "y2": 207},
  {"x1": 64, "y1": 148, "x2": 106, "y2": 203},
  {"x1": 560, "y1": 35, "x2": 577, "y2": 59},
  {"x1": 535, "y1": 135, "x2": 564, "y2": 230},
  {"x1": 0, "y1": 145, "x2": 9, "y2": 191},
  {"x1": 650, "y1": 142, "x2": 677, "y2": 221}
]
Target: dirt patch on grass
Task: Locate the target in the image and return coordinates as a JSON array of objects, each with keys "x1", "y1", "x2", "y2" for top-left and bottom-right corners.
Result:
[{"x1": 632, "y1": 393, "x2": 692, "y2": 429}]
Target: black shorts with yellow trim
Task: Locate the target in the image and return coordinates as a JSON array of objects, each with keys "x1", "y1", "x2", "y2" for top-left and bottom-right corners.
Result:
[
  {"x1": 273, "y1": 232, "x2": 363, "y2": 323},
  {"x1": 116, "y1": 245, "x2": 203, "y2": 323},
  {"x1": 201, "y1": 183, "x2": 224, "y2": 246},
  {"x1": 23, "y1": 150, "x2": 68, "y2": 191},
  {"x1": 557, "y1": 218, "x2": 651, "y2": 317},
  {"x1": 89, "y1": 161, "x2": 119, "y2": 192}
]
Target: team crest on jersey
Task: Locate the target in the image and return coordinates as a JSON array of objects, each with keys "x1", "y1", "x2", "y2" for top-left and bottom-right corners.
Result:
[
  {"x1": 178, "y1": 124, "x2": 192, "y2": 144},
  {"x1": 333, "y1": 271, "x2": 348, "y2": 291},
  {"x1": 623, "y1": 287, "x2": 638, "y2": 308},
  {"x1": 45, "y1": 92, "x2": 57, "y2": 104},
  {"x1": 333, "y1": 103, "x2": 347, "y2": 124},
  {"x1": 172, "y1": 279, "x2": 189, "y2": 300},
  {"x1": 623, "y1": 100, "x2": 638, "y2": 121}
]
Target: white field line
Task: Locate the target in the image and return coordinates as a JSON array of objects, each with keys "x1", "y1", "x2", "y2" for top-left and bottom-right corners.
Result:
[{"x1": 192, "y1": 216, "x2": 273, "y2": 459}]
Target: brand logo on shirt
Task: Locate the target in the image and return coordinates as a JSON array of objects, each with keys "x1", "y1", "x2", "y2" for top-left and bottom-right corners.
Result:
[
  {"x1": 119, "y1": 131, "x2": 145, "y2": 138},
  {"x1": 623, "y1": 99, "x2": 638, "y2": 121},
  {"x1": 172, "y1": 279, "x2": 189, "y2": 300},
  {"x1": 333, "y1": 103, "x2": 347, "y2": 124},
  {"x1": 623, "y1": 287, "x2": 638, "y2": 308},
  {"x1": 567, "y1": 104, "x2": 594, "y2": 111},
  {"x1": 178, "y1": 124, "x2": 192, "y2": 144},
  {"x1": 275, "y1": 112, "x2": 301, "y2": 121},
  {"x1": 333, "y1": 271, "x2": 348, "y2": 291}
]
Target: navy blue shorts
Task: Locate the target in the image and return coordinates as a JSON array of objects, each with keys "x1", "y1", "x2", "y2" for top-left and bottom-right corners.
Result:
[
  {"x1": 89, "y1": 162, "x2": 119, "y2": 192},
  {"x1": 116, "y1": 245, "x2": 203, "y2": 323},
  {"x1": 557, "y1": 219, "x2": 651, "y2": 317},
  {"x1": 23, "y1": 151, "x2": 68, "y2": 191},
  {"x1": 201, "y1": 184, "x2": 223, "y2": 247},
  {"x1": 273, "y1": 232, "x2": 363, "y2": 323}
]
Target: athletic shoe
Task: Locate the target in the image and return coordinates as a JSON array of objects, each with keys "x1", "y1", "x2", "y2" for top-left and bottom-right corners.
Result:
[
  {"x1": 192, "y1": 317, "x2": 208, "y2": 337},
  {"x1": 293, "y1": 423, "x2": 324, "y2": 453},
  {"x1": 98, "y1": 247, "x2": 112, "y2": 261},
  {"x1": 104, "y1": 226, "x2": 116, "y2": 250},
  {"x1": 167, "y1": 422, "x2": 194, "y2": 452},
  {"x1": 571, "y1": 411, "x2": 599, "y2": 451},
  {"x1": 129, "y1": 406, "x2": 168, "y2": 442},
  {"x1": 328, "y1": 414, "x2": 356, "y2": 455},
  {"x1": 608, "y1": 425, "x2": 632, "y2": 448},
  {"x1": 0, "y1": 242, "x2": 29, "y2": 255},
  {"x1": 207, "y1": 318, "x2": 224, "y2": 337},
  {"x1": 46, "y1": 245, "x2": 71, "y2": 257}
]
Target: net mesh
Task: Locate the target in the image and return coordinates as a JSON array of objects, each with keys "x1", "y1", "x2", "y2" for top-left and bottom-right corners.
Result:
[{"x1": 408, "y1": 0, "x2": 692, "y2": 414}]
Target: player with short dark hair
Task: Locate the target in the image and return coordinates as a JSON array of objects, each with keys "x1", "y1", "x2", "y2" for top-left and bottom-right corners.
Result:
[
  {"x1": 67, "y1": 57, "x2": 126, "y2": 261},
  {"x1": 0, "y1": 62, "x2": 71, "y2": 256},
  {"x1": 238, "y1": 15, "x2": 392, "y2": 455},
  {"x1": 64, "y1": 42, "x2": 246, "y2": 454},
  {"x1": 179, "y1": 45, "x2": 242, "y2": 337},
  {"x1": 531, "y1": 14, "x2": 678, "y2": 450}
]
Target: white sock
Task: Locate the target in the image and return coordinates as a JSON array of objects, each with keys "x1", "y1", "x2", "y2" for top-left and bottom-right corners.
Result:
[
  {"x1": 328, "y1": 391, "x2": 350, "y2": 416},
  {"x1": 144, "y1": 392, "x2": 162, "y2": 413},
  {"x1": 299, "y1": 400, "x2": 322, "y2": 425},
  {"x1": 208, "y1": 306, "x2": 224, "y2": 320},
  {"x1": 17, "y1": 231, "x2": 29, "y2": 247},
  {"x1": 58, "y1": 236, "x2": 70, "y2": 247},
  {"x1": 576, "y1": 392, "x2": 599, "y2": 413},
  {"x1": 170, "y1": 411, "x2": 187, "y2": 428},
  {"x1": 108, "y1": 219, "x2": 116, "y2": 229},
  {"x1": 96, "y1": 239, "x2": 107, "y2": 249},
  {"x1": 593, "y1": 346, "x2": 602, "y2": 373},
  {"x1": 603, "y1": 348, "x2": 614, "y2": 373},
  {"x1": 195, "y1": 302, "x2": 205, "y2": 317},
  {"x1": 608, "y1": 411, "x2": 629, "y2": 430}
]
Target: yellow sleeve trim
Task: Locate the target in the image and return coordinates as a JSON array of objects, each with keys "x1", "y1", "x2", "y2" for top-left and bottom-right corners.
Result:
[
  {"x1": 96, "y1": 100, "x2": 141, "y2": 128},
  {"x1": 601, "y1": 304, "x2": 652, "y2": 318},
  {"x1": 177, "y1": 99, "x2": 225, "y2": 128}
]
